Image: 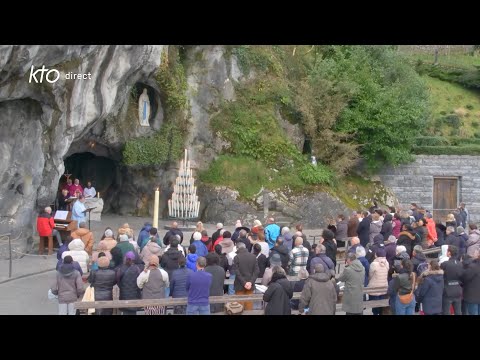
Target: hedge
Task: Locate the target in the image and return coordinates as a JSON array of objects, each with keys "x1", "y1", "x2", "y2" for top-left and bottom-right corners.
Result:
[{"x1": 413, "y1": 144, "x2": 480, "y2": 155}]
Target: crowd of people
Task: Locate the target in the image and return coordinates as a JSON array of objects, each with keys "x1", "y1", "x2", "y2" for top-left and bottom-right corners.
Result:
[{"x1": 47, "y1": 201, "x2": 480, "y2": 315}]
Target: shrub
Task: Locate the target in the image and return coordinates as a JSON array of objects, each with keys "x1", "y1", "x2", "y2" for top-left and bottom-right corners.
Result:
[
  {"x1": 299, "y1": 164, "x2": 334, "y2": 185},
  {"x1": 414, "y1": 136, "x2": 451, "y2": 146},
  {"x1": 466, "y1": 104, "x2": 474, "y2": 110},
  {"x1": 473, "y1": 121, "x2": 480, "y2": 129}
]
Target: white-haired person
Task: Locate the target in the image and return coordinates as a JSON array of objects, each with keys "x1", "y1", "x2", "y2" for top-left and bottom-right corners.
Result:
[
  {"x1": 37, "y1": 206, "x2": 63, "y2": 255},
  {"x1": 355, "y1": 246, "x2": 370, "y2": 288},
  {"x1": 212, "y1": 223, "x2": 224, "y2": 244},
  {"x1": 280, "y1": 226, "x2": 293, "y2": 251}
]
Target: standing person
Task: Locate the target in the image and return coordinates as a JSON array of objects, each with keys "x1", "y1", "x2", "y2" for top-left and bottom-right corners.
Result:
[
  {"x1": 446, "y1": 213, "x2": 457, "y2": 229},
  {"x1": 356, "y1": 246, "x2": 370, "y2": 288},
  {"x1": 114, "y1": 234, "x2": 135, "y2": 258},
  {"x1": 365, "y1": 234, "x2": 385, "y2": 263},
  {"x1": 288, "y1": 237, "x2": 309, "y2": 276},
  {"x1": 200, "y1": 230, "x2": 214, "y2": 253},
  {"x1": 71, "y1": 222, "x2": 94, "y2": 255},
  {"x1": 214, "y1": 244, "x2": 229, "y2": 273},
  {"x1": 163, "y1": 222, "x2": 184, "y2": 246},
  {"x1": 71, "y1": 195, "x2": 87, "y2": 223},
  {"x1": 338, "y1": 253, "x2": 365, "y2": 315},
  {"x1": 140, "y1": 236, "x2": 163, "y2": 265},
  {"x1": 117, "y1": 223, "x2": 135, "y2": 241},
  {"x1": 347, "y1": 236, "x2": 360, "y2": 256},
  {"x1": 186, "y1": 244, "x2": 199, "y2": 272},
  {"x1": 440, "y1": 245, "x2": 463, "y2": 315},
  {"x1": 457, "y1": 226, "x2": 468, "y2": 259},
  {"x1": 63, "y1": 178, "x2": 73, "y2": 197},
  {"x1": 462, "y1": 249, "x2": 480, "y2": 315},
  {"x1": 298, "y1": 263, "x2": 338, "y2": 315},
  {"x1": 249, "y1": 231, "x2": 269, "y2": 257},
  {"x1": 280, "y1": 227, "x2": 294, "y2": 251},
  {"x1": 98, "y1": 229, "x2": 117, "y2": 252},
  {"x1": 211, "y1": 223, "x2": 224, "y2": 244},
  {"x1": 137, "y1": 222, "x2": 154, "y2": 248},
  {"x1": 290, "y1": 269, "x2": 309, "y2": 310},
  {"x1": 50, "y1": 255, "x2": 85, "y2": 315},
  {"x1": 190, "y1": 231, "x2": 208, "y2": 257},
  {"x1": 83, "y1": 181, "x2": 96, "y2": 198},
  {"x1": 357, "y1": 211, "x2": 371, "y2": 247},
  {"x1": 369, "y1": 213, "x2": 383, "y2": 245},
  {"x1": 140, "y1": 227, "x2": 161, "y2": 251},
  {"x1": 262, "y1": 253, "x2": 282, "y2": 286},
  {"x1": 445, "y1": 227, "x2": 462, "y2": 259},
  {"x1": 393, "y1": 258, "x2": 416, "y2": 316},
  {"x1": 368, "y1": 248, "x2": 389, "y2": 315},
  {"x1": 62, "y1": 238, "x2": 89, "y2": 274},
  {"x1": 335, "y1": 214, "x2": 348, "y2": 248},
  {"x1": 186, "y1": 257, "x2": 212, "y2": 315},
  {"x1": 384, "y1": 235, "x2": 397, "y2": 269},
  {"x1": 117, "y1": 252, "x2": 141, "y2": 315},
  {"x1": 251, "y1": 220, "x2": 262, "y2": 238},
  {"x1": 458, "y1": 203, "x2": 470, "y2": 228},
  {"x1": 37, "y1": 206, "x2": 63, "y2": 255},
  {"x1": 414, "y1": 260, "x2": 444, "y2": 315},
  {"x1": 231, "y1": 220, "x2": 243, "y2": 242},
  {"x1": 411, "y1": 245, "x2": 428, "y2": 276},
  {"x1": 269, "y1": 238, "x2": 289, "y2": 271},
  {"x1": 347, "y1": 212, "x2": 359, "y2": 238},
  {"x1": 137, "y1": 255, "x2": 169, "y2": 315},
  {"x1": 236, "y1": 229, "x2": 252, "y2": 253},
  {"x1": 381, "y1": 214, "x2": 393, "y2": 242},
  {"x1": 190, "y1": 222, "x2": 205, "y2": 244},
  {"x1": 264, "y1": 218, "x2": 281, "y2": 249},
  {"x1": 160, "y1": 238, "x2": 185, "y2": 281},
  {"x1": 253, "y1": 243, "x2": 268, "y2": 277},
  {"x1": 392, "y1": 213, "x2": 402, "y2": 239},
  {"x1": 170, "y1": 257, "x2": 193, "y2": 315},
  {"x1": 467, "y1": 224, "x2": 480, "y2": 257},
  {"x1": 425, "y1": 213, "x2": 438, "y2": 244},
  {"x1": 88, "y1": 256, "x2": 117, "y2": 315},
  {"x1": 205, "y1": 253, "x2": 226, "y2": 314},
  {"x1": 414, "y1": 219, "x2": 428, "y2": 247},
  {"x1": 397, "y1": 224, "x2": 418, "y2": 257},
  {"x1": 263, "y1": 266, "x2": 293, "y2": 315},
  {"x1": 233, "y1": 242, "x2": 259, "y2": 311},
  {"x1": 322, "y1": 229, "x2": 337, "y2": 268},
  {"x1": 309, "y1": 244, "x2": 335, "y2": 274}
]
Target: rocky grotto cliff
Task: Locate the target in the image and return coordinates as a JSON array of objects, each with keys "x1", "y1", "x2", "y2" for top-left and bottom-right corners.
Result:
[{"x1": 0, "y1": 45, "x2": 398, "y2": 257}]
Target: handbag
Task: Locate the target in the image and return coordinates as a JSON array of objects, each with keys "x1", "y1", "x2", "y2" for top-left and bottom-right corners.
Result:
[
  {"x1": 48, "y1": 288, "x2": 58, "y2": 301},
  {"x1": 398, "y1": 273, "x2": 416, "y2": 304},
  {"x1": 225, "y1": 302, "x2": 244, "y2": 315},
  {"x1": 82, "y1": 285, "x2": 96, "y2": 315}
]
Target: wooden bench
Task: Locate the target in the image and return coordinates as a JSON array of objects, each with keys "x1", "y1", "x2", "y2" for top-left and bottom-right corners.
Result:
[{"x1": 74, "y1": 286, "x2": 389, "y2": 314}]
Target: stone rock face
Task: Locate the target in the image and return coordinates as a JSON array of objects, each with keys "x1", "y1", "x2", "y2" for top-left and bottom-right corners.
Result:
[
  {"x1": 0, "y1": 45, "x2": 165, "y2": 255},
  {"x1": 84, "y1": 198, "x2": 104, "y2": 221}
]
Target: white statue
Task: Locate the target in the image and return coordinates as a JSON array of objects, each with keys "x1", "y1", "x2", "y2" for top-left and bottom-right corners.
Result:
[
  {"x1": 138, "y1": 88, "x2": 150, "y2": 127},
  {"x1": 311, "y1": 156, "x2": 317, "y2": 166}
]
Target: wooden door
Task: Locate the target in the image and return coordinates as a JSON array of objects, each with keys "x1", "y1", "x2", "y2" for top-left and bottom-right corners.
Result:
[{"x1": 433, "y1": 177, "x2": 458, "y2": 223}]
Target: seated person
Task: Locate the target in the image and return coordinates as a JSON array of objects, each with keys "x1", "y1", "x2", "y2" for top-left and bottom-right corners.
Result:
[
  {"x1": 57, "y1": 189, "x2": 70, "y2": 211},
  {"x1": 70, "y1": 178, "x2": 83, "y2": 198},
  {"x1": 83, "y1": 181, "x2": 96, "y2": 198}
]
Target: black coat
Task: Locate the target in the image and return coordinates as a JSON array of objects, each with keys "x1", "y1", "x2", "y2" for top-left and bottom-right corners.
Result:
[
  {"x1": 461, "y1": 259, "x2": 480, "y2": 303},
  {"x1": 381, "y1": 221, "x2": 393, "y2": 242},
  {"x1": 205, "y1": 265, "x2": 226, "y2": 296},
  {"x1": 411, "y1": 252, "x2": 427, "y2": 275},
  {"x1": 233, "y1": 248, "x2": 259, "y2": 292},
  {"x1": 323, "y1": 239, "x2": 337, "y2": 267},
  {"x1": 163, "y1": 228, "x2": 184, "y2": 245},
  {"x1": 397, "y1": 231, "x2": 418, "y2": 257},
  {"x1": 88, "y1": 267, "x2": 117, "y2": 301},
  {"x1": 256, "y1": 253, "x2": 268, "y2": 278},
  {"x1": 237, "y1": 236, "x2": 252, "y2": 253},
  {"x1": 117, "y1": 264, "x2": 141, "y2": 301},
  {"x1": 357, "y1": 218, "x2": 371, "y2": 247},
  {"x1": 415, "y1": 270, "x2": 444, "y2": 315},
  {"x1": 212, "y1": 229, "x2": 222, "y2": 243},
  {"x1": 160, "y1": 248, "x2": 185, "y2": 279},
  {"x1": 440, "y1": 258, "x2": 463, "y2": 298},
  {"x1": 263, "y1": 274, "x2": 293, "y2": 315},
  {"x1": 270, "y1": 245, "x2": 289, "y2": 270}
]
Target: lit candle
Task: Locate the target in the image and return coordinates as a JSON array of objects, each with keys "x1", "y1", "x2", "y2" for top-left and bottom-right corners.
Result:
[
  {"x1": 153, "y1": 188, "x2": 159, "y2": 229},
  {"x1": 168, "y1": 199, "x2": 172, "y2": 217},
  {"x1": 97, "y1": 192, "x2": 100, "y2": 198}
]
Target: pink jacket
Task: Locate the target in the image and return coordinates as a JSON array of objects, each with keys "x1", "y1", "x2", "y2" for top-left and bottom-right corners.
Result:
[
  {"x1": 368, "y1": 257, "x2": 389, "y2": 295},
  {"x1": 392, "y1": 219, "x2": 402, "y2": 238}
]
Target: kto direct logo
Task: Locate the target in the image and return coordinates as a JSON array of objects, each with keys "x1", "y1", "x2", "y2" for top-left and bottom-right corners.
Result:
[{"x1": 29, "y1": 65, "x2": 60, "y2": 83}]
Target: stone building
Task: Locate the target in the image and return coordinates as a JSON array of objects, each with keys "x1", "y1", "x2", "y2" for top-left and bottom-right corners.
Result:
[{"x1": 378, "y1": 155, "x2": 480, "y2": 224}]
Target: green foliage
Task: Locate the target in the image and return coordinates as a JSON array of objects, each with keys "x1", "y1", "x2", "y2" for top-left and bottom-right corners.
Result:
[
  {"x1": 123, "y1": 123, "x2": 185, "y2": 166},
  {"x1": 155, "y1": 48, "x2": 188, "y2": 113},
  {"x1": 299, "y1": 164, "x2": 334, "y2": 185},
  {"x1": 199, "y1": 155, "x2": 304, "y2": 198},
  {"x1": 472, "y1": 121, "x2": 479, "y2": 128},
  {"x1": 413, "y1": 144, "x2": 480, "y2": 155},
  {"x1": 315, "y1": 46, "x2": 430, "y2": 170},
  {"x1": 416, "y1": 62, "x2": 480, "y2": 89},
  {"x1": 435, "y1": 114, "x2": 462, "y2": 128},
  {"x1": 466, "y1": 104, "x2": 475, "y2": 110},
  {"x1": 415, "y1": 136, "x2": 451, "y2": 146}
]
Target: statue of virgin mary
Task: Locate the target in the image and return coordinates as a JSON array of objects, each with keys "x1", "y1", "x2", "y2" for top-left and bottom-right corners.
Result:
[{"x1": 138, "y1": 88, "x2": 151, "y2": 126}]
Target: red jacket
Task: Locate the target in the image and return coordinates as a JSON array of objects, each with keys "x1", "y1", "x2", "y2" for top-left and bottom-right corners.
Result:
[
  {"x1": 37, "y1": 212, "x2": 54, "y2": 236},
  {"x1": 426, "y1": 218, "x2": 438, "y2": 243}
]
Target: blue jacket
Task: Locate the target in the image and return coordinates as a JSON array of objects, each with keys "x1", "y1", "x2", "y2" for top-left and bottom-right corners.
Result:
[
  {"x1": 414, "y1": 270, "x2": 444, "y2": 315},
  {"x1": 358, "y1": 256, "x2": 370, "y2": 287},
  {"x1": 265, "y1": 224, "x2": 281, "y2": 249},
  {"x1": 191, "y1": 240, "x2": 208, "y2": 257},
  {"x1": 137, "y1": 223, "x2": 152, "y2": 247},
  {"x1": 170, "y1": 267, "x2": 193, "y2": 298},
  {"x1": 186, "y1": 270, "x2": 212, "y2": 306},
  {"x1": 186, "y1": 253, "x2": 199, "y2": 272}
]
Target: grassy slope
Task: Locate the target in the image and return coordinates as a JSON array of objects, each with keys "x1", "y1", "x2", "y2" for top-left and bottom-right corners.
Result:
[{"x1": 424, "y1": 75, "x2": 480, "y2": 137}]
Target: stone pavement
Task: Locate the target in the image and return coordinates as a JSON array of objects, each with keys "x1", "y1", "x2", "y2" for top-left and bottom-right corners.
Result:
[{"x1": 0, "y1": 254, "x2": 57, "y2": 284}]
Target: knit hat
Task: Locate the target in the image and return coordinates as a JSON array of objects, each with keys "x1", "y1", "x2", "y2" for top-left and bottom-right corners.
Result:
[
  {"x1": 119, "y1": 234, "x2": 129, "y2": 242},
  {"x1": 104, "y1": 229, "x2": 113, "y2": 238},
  {"x1": 375, "y1": 248, "x2": 386, "y2": 258},
  {"x1": 269, "y1": 253, "x2": 282, "y2": 267},
  {"x1": 193, "y1": 231, "x2": 202, "y2": 241},
  {"x1": 98, "y1": 256, "x2": 110, "y2": 268},
  {"x1": 457, "y1": 226, "x2": 465, "y2": 234},
  {"x1": 125, "y1": 251, "x2": 136, "y2": 260},
  {"x1": 149, "y1": 255, "x2": 159, "y2": 267}
]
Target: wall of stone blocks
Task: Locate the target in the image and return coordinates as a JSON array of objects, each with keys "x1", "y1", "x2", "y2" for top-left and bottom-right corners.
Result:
[{"x1": 378, "y1": 155, "x2": 480, "y2": 224}]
